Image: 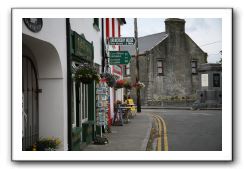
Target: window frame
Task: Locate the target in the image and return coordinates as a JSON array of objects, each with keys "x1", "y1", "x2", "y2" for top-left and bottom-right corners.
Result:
[
  {"x1": 213, "y1": 73, "x2": 221, "y2": 87},
  {"x1": 93, "y1": 18, "x2": 100, "y2": 31},
  {"x1": 191, "y1": 60, "x2": 198, "y2": 74},
  {"x1": 156, "y1": 59, "x2": 164, "y2": 76}
]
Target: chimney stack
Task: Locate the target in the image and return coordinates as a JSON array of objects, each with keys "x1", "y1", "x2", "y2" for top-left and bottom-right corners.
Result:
[{"x1": 165, "y1": 18, "x2": 186, "y2": 34}]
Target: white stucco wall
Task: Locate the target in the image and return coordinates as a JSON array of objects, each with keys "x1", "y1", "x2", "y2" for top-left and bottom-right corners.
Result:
[
  {"x1": 23, "y1": 18, "x2": 68, "y2": 150},
  {"x1": 38, "y1": 79, "x2": 65, "y2": 150}
]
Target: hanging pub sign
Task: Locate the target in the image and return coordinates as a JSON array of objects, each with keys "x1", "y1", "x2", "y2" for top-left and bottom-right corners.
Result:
[{"x1": 71, "y1": 31, "x2": 94, "y2": 62}]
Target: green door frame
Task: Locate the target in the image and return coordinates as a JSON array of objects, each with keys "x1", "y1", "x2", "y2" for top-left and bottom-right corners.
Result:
[{"x1": 67, "y1": 20, "x2": 96, "y2": 150}]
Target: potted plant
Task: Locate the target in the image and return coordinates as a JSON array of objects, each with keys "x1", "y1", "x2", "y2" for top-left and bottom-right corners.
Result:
[
  {"x1": 32, "y1": 137, "x2": 61, "y2": 151},
  {"x1": 74, "y1": 64, "x2": 100, "y2": 84}
]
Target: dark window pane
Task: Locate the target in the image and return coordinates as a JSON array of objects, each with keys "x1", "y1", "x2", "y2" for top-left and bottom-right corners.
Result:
[
  {"x1": 93, "y1": 18, "x2": 100, "y2": 31},
  {"x1": 213, "y1": 73, "x2": 221, "y2": 87}
]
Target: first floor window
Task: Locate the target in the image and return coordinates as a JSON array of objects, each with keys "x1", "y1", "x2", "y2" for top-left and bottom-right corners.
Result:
[
  {"x1": 157, "y1": 59, "x2": 164, "y2": 76},
  {"x1": 191, "y1": 60, "x2": 197, "y2": 74},
  {"x1": 93, "y1": 18, "x2": 100, "y2": 31}
]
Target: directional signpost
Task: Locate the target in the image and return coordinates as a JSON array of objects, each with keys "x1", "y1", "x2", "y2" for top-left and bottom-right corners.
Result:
[
  {"x1": 109, "y1": 37, "x2": 135, "y2": 45},
  {"x1": 109, "y1": 51, "x2": 131, "y2": 65}
]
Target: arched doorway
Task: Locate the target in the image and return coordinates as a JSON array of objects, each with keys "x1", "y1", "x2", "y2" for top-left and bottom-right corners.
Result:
[
  {"x1": 22, "y1": 56, "x2": 39, "y2": 150},
  {"x1": 22, "y1": 33, "x2": 66, "y2": 150}
]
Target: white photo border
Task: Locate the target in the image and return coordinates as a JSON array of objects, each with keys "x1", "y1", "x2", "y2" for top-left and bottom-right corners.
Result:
[{"x1": 12, "y1": 8, "x2": 232, "y2": 161}]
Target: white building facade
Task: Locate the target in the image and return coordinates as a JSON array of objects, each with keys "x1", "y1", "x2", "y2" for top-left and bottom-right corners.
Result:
[{"x1": 22, "y1": 18, "x2": 125, "y2": 151}]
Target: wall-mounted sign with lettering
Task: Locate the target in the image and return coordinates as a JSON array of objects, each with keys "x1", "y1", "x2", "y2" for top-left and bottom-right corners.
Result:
[
  {"x1": 23, "y1": 18, "x2": 43, "y2": 33},
  {"x1": 71, "y1": 31, "x2": 94, "y2": 62},
  {"x1": 109, "y1": 37, "x2": 135, "y2": 45}
]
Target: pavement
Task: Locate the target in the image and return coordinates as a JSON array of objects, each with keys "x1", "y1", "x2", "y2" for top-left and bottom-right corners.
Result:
[{"x1": 83, "y1": 112, "x2": 152, "y2": 151}]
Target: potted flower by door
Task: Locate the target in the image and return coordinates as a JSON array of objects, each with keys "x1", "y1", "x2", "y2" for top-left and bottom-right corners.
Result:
[
  {"x1": 74, "y1": 64, "x2": 100, "y2": 84},
  {"x1": 32, "y1": 137, "x2": 61, "y2": 151}
]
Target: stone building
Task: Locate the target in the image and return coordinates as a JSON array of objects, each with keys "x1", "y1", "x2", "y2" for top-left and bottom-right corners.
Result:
[
  {"x1": 193, "y1": 63, "x2": 222, "y2": 109},
  {"x1": 122, "y1": 18, "x2": 208, "y2": 106}
]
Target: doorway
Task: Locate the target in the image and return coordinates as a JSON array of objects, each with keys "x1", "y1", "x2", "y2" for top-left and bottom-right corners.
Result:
[{"x1": 22, "y1": 56, "x2": 39, "y2": 150}]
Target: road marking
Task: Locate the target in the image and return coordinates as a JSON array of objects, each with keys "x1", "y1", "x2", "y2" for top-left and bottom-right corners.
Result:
[
  {"x1": 152, "y1": 116, "x2": 162, "y2": 151},
  {"x1": 156, "y1": 116, "x2": 162, "y2": 151},
  {"x1": 152, "y1": 113, "x2": 168, "y2": 151}
]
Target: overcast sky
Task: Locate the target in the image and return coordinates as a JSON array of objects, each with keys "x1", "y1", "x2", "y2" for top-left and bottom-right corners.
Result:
[{"x1": 121, "y1": 18, "x2": 222, "y2": 63}]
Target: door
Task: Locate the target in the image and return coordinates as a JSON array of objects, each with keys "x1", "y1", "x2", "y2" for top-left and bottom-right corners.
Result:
[{"x1": 22, "y1": 56, "x2": 39, "y2": 150}]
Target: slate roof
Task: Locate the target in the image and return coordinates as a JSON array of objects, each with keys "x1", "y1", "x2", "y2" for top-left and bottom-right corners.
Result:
[{"x1": 121, "y1": 32, "x2": 168, "y2": 56}]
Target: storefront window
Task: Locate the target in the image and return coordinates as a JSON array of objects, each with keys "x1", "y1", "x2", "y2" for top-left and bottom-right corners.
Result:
[
  {"x1": 71, "y1": 82, "x2": 76, "y2": 128},
  {"x1": 80, "y1": 83, "x2": 88, "y2": 124}
]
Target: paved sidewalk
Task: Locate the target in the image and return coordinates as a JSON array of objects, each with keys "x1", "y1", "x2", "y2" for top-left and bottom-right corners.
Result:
[{"x1": 83, "y1": 112, "x2": 152, "y2": 151}]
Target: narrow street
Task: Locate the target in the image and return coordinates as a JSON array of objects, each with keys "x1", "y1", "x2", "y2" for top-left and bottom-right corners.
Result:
[
  {"x1": 83, "y1": 109, "x2": 222, "y2": 151},
  {"x1": 145, "y1": 109, "x2": 222, "y2": 151}
]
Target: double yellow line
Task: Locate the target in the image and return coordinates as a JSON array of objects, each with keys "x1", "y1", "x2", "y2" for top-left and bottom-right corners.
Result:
[{"x1": 152, "y1": 114, "x2": 168, "y2": 151}]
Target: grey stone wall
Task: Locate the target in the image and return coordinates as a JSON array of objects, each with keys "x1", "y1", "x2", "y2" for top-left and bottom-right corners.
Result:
[{"x1": 129, "y1": 19, "x2": 207, "y2": 106}]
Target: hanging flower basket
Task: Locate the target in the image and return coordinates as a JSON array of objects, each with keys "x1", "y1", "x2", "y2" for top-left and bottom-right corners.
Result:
[
  {"x1": 115, "y1": 79, "x2": 125, "y2": 89},
  {"x1": 123, "y1": 79, "x2": 132, "y2": 89},
  {"x1": 74, "y1": 64, "x2": 100, "y2": 84},
  {"x1": 133, "y1": 81, "x2": 145, "y2": 89},
  {"x1": 100, "y1": 73, "x2": 117, "y2": 87},
  {"x1": 114, "y1": 79, "x2": 133, "y2": 89}
]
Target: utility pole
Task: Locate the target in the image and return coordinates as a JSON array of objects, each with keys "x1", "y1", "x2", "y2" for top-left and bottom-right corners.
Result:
[{"x1": 134, "y1": 18, "x2": 141, "y2": 113}]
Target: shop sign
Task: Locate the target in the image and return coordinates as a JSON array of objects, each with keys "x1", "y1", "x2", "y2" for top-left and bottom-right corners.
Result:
[
  {"x1": 109, "y1": 37, "x2": 135, "y2": 45},
  {"x1": 72, "y1": 31, "x2": 94, "y2": 62}
]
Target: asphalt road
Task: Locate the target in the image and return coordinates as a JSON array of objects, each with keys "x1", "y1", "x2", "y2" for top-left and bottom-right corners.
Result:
[{"x1": 144, "y1": 109, "x2": 222, "y2": 151}]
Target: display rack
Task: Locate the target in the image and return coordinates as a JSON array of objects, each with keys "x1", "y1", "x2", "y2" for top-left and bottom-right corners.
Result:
[{"x1": 96, "y1": 82, "x2": 109, "y2": 137}]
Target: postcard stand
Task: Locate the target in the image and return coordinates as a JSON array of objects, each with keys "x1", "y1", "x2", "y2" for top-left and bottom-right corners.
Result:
[{"x1": 95, "y1": 82, "x2": 109, "y2": 137}]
